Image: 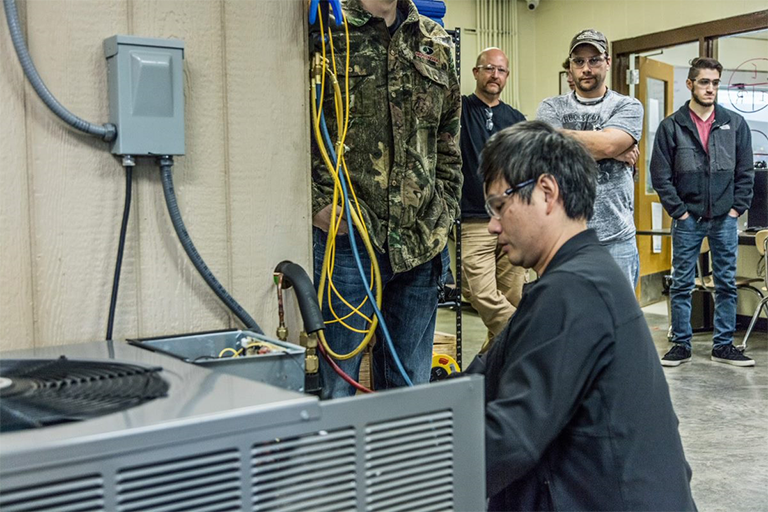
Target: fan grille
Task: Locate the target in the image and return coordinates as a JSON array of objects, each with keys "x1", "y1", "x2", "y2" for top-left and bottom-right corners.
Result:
[{"x1": 0, "y1": 357, "x2": 169, "y2": 432}]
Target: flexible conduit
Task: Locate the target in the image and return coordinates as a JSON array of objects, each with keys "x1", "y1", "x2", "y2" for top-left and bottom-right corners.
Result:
[
  {"x1": 159, "y1": 156, "x2": 263, "y2": 334},
  {"x1": 3, "y1": 0, "x2": 116, "y2": 141}
]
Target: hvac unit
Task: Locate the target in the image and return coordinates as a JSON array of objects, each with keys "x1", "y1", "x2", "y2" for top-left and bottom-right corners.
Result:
[{"x1": 0, "y1": 340, "x2": 485, "y2": 512}]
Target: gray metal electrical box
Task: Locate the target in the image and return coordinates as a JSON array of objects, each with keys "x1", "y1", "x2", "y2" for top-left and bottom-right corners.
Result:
[{"x1": 104, "y1": 35, "x2": 185, "y2": 156}]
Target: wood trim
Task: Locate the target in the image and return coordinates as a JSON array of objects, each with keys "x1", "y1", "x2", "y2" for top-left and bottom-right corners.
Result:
[
  {"x1": 634, "y1": 57, "x2": 674, "y2": 279},
  {"x1": 613, "y1": 10, "x2": 768, "y2": 55}
]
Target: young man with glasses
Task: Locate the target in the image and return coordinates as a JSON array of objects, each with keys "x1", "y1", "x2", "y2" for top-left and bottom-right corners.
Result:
[
  {"x1": 465, "y1": 121, "x2": 695, "y2": 511},
  {"x1": 459, "y1": 48, "x2": 526, "y2": 350},
  {"x1": 651, "y1": 57, "x2": 755, "y2": 367},
  {"x1": 537, "y1": 29, "x2": 643, "y2": 289}
]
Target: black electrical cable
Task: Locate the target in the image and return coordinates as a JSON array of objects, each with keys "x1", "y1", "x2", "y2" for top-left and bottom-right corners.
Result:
[
  {"x1": 3, "y1": 0, "x2": 116, "y2": 142},
  {"x1": 158, "y1": 156, "x2": 264, "y2": 334},
  {"x1": 106, "y1": 165, "x2": 133, "y2": 341}
]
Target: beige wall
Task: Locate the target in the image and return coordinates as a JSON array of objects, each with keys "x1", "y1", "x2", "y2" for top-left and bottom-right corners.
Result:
[
  {"x1": 0, "y1": 0, "x2": 310, "y2": 350},
  {"x1": 444, "y1": 0, "x2": 766, "y2": 117},
  {"x1": 443, "y1": 0, "x2": 477, "y2": 96},
  {"x1": 443, "y1": 0, "x2": 533, "y2": 101}
]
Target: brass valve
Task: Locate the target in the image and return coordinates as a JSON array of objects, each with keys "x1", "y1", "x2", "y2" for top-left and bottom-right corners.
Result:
[{"x1": 300, "y1": 332, "x2": 320, "y2": 374}]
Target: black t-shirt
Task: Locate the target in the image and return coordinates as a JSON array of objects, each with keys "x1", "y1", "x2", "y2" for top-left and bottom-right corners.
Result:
[
  {"x1": 388, "y1": 5, "x2": 406, "y2": 35},
  {"x1": 460, "y1": 94, "x2": 526, "y2": 218}
]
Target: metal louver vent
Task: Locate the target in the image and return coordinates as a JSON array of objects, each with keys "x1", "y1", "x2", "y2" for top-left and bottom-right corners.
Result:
[
  {"x1": 252, "y1": 428, "x2": 357, "y2": 512},
  {"x1": 365, "y1": 410, "x2": 454, "y2": 512},
  {"x1": 0, "y1": 474, "x2": 104, "y2": 512},
  {"x1": 116, "y1": 450, "x2": 241, "y2": 512}
]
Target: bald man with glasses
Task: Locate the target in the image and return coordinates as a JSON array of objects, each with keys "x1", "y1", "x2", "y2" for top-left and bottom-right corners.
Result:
[
  {"x1": 459, "y1": 47, "x2": 526, "y2": 350},
  {"x1": 537, "y1": 29, "x2": 644, "y2": 290}
]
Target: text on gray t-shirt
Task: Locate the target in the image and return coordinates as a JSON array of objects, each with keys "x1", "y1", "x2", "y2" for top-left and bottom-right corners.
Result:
[{"x1": 537, "y1": 90, "x2": 644, "y2": 243}]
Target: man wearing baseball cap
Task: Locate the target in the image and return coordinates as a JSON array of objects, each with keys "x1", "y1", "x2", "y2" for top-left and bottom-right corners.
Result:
[{"x1": 537, "y1": 29, "x2": 643, "y2": 289}]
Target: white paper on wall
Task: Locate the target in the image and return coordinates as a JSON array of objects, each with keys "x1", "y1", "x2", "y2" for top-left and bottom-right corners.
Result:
[
  {"x1": 652, "y1": 202, "x2": 663, "y2": 253},
  {"x1": 648, "y1": 98, "x2": 660, "y2": 132}
]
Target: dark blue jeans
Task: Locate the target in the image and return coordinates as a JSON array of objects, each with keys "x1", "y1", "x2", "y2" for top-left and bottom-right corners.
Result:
[
  {"x1": 670, "y1": 214, "x2": 739, "y2": 348},
  {"x1": 313, "y1": 227, "x2": 449, "y2": 398}
]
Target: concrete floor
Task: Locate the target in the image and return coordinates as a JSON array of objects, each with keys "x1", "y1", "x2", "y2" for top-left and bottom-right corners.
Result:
[{"x1": 436, "y1": 302, "x2": 768, "y2": 512}]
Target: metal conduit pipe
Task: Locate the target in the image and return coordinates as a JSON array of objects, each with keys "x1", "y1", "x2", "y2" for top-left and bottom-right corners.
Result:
[
  {"x1": 3, "y1": 0, "x2": 116, "y2": 142},
  {"x1": 159, "y1": 156, "x2": 263, "y2": 334}
]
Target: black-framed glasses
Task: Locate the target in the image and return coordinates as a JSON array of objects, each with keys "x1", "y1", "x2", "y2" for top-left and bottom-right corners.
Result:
[
  {"x1": 484, "y1": 108, "x2": 494, "y2": 132},
  {"x1": 569, "y1": 55, "x2": 607, "y2": 68},
  {"x1": 475, "y1": 64, "x2": 509, "y2": 76},
  {"x1": 484, "y1": 178, "x2": 536, "y2": 219},
  {"x1": 692, "y1": 78, "x2": 721, "y2": 88}
]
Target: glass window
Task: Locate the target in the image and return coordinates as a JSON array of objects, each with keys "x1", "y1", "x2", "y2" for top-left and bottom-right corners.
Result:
[{"x1": 717, "y1": 29, "x2": 768, "y2": 165}]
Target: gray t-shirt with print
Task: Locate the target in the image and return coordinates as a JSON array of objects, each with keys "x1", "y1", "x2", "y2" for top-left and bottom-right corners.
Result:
[{"x1": 537, "y1": 90, "x2": 643, "y2": 243}]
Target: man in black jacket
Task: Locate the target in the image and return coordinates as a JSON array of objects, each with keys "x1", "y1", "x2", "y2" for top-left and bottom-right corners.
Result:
[
  {"x1": 467, "y1": 121, "x2": 695, "y2": 511},
  {"x1": 650, "y1": 57, "x2": 755, "y2": 368}
]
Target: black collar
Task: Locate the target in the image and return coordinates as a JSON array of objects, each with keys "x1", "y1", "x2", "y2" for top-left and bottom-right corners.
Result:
[
  {"x1": 572, "y1": 87, "x2": 609, "y2": 105},
  {"x1": 468, "y1": 93, "x2": 502, "y2": 109},
  {"x1": 523, "y1": 229, "x2": 599, "y2": 290}
]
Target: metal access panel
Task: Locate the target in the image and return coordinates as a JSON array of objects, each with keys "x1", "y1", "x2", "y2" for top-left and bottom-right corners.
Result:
[
  {"x1": 128, "y1": 329, "x2": 307, "y2": 392},
  {"x1": 104, "y1": 35, "x2": 185, "y2": 156}
]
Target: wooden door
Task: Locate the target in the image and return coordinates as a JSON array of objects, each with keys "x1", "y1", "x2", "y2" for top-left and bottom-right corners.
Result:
[{"x1": 635, "y1": 57, "x2": 674, "y2": 291}]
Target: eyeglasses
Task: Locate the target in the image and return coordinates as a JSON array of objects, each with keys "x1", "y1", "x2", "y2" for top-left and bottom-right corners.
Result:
[
  {"x1": 475, "y1": 64, "x2": 510, "y2": 76},
  {"x1": 484, "y1": 108, "x2": 494, "y2": 132},
  {"x1": 484, "y1": 178, "x2": 536, "y2": 219},
  {"x1": 692, "y1": 78, "x2": 721, "y2": 88},
  {"x1": 569, "y1": 55, "x2": 607, "y2": 68}
]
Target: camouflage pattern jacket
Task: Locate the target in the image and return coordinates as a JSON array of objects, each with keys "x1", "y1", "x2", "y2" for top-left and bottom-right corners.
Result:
[{"x1": 311, "y1": 0, "x2": 462, "y2": 273}]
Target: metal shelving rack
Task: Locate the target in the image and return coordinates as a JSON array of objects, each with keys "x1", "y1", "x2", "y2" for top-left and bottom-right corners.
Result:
[{"x1": 437, "y1": 27, "x2": 463, "y2": 370}]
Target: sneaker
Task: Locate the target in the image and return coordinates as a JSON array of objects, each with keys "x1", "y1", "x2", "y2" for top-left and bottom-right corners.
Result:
[
  {"x1": 661, "y1": 344, "x2": 692, "y2": 367},
  {"x1": 711, "y1": 344, "x2": 755, "y2": 367}
]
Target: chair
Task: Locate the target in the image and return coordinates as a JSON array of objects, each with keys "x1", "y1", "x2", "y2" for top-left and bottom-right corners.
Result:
[{"x1": 740, "y1": 230, "x2": 768, "y2": 350}]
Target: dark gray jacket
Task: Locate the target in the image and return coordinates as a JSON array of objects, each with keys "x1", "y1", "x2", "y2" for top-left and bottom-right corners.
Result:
[
  {"x1": 650, "y1": 101, "x2": 754, "y2": 220},
  {"x1": 467, "y1": 230, "x2": 695, "y2": 511}
]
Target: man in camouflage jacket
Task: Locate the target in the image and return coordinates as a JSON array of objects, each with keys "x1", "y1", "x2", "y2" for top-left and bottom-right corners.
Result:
[{"x1": 311, "y1": 0, "x2": 462, "y2": 397}]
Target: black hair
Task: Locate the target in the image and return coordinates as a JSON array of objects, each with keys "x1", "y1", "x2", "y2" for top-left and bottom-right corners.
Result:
[
  {"x1": 480, "y1": 120, "x2": 598, "y2": 221},
  {"x1": 688, "y1": 57, "x2": 722, "y2": 81}
]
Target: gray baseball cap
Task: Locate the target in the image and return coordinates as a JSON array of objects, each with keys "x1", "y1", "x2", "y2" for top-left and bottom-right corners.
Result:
[{"x1": 569, "y1": 29, "x2": 608, "y2": 55}]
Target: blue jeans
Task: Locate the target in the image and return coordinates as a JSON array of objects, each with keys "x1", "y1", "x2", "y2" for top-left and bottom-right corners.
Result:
[
  {"x1": 313, "y1": 227, "x2": 449, "y2": 398},
  {"x1": 603, "y1": 238, "x2": 640, "y2": 289},
  {"x1": 670, "y1": 214, "x2": 738, "y2": 348}
]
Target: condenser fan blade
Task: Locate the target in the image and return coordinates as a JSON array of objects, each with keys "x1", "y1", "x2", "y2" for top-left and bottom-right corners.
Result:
[{"x1": 0, "y1": 357, "x2": 168, "y2": 433}]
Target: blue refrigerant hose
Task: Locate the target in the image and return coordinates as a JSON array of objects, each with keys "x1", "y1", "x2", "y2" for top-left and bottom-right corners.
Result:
[{"x1": 317, "y1": 93, "x2": 413, "y2": 386}]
